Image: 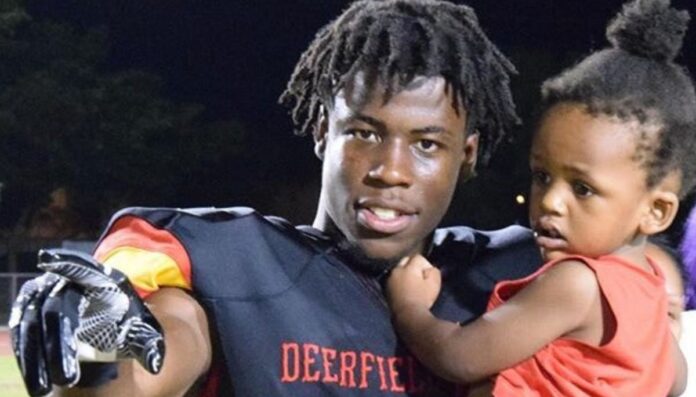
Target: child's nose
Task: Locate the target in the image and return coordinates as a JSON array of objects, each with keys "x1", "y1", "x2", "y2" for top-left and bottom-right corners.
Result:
[{"x1": 539, "y1": 184, "x2": 566, "y2": 215}]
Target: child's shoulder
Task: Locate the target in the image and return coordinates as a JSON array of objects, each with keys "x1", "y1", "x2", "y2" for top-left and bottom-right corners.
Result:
[
  {"x1": 527, "y1": 258, "x2": 602, "y2": 309},
  {"x1": 539, "y1": 259, "x2": 599, "y2": 288}
]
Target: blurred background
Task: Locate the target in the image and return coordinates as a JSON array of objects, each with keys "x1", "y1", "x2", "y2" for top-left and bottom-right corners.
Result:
[
  {"x1": 1, "y1": 1, "x2": 696, "y2": 394},
  {"x1": 0, "y1": 0, "x2": 695, "y2": 312}
]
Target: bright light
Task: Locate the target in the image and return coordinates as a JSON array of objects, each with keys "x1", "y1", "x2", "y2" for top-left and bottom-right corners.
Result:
[{"x1": 515, "y1": 194, "x2": 525, "y2": 205}]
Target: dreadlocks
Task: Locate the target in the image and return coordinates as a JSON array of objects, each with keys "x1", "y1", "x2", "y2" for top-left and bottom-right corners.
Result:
[{"x1": 279, "y1": 0, "x2": 519, "y2": 166}]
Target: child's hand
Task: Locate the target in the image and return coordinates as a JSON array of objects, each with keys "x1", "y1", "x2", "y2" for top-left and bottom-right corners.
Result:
[{"x1": 386, "y1": 255, "x2": 442, "y2": 313}]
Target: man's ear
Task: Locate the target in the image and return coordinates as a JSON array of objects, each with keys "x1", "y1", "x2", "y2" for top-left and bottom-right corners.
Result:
[
  {"x1": 314, "y1": 105, "x2": 328, "y2": 161},
  {"x1": 640, "y1": 173, "x2": 681, "y2": 235},
  {"x1": 459, "y1": 132, "x2": 479, "y2": 181}
]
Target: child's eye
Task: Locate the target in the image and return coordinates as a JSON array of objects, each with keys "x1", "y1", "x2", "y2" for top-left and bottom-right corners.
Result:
[
  {"x1": 572, "y1": 181, "x2": 594, "y2": 197},
  {"x1": 531, "y1": 170, "x2": 550, "y2": 186}
]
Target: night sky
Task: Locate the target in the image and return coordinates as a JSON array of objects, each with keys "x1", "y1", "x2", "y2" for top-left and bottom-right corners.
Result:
[{"x1": 24, "y1": 0, "x2": 696, "y2": 230}]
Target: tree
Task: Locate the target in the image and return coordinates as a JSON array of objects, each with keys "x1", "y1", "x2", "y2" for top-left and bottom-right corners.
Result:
[{"x1": 0, "y1": 3, "x2": 246, "y2": 233}]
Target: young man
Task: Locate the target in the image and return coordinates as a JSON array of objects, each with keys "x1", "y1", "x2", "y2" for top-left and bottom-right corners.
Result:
[{"x1": 11, "y1": 1, "x2": 541, "y2": 396}]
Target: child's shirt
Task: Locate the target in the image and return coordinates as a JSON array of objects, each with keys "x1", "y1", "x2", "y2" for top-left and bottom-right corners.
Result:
[{"x1": 487, "y1": 255, "x2": 674, "y2": 397}]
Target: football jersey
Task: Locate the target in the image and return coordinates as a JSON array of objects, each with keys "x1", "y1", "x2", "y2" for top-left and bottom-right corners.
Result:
[{"x1": 94, "y1": 207, "x2": 541, "y2": 396}]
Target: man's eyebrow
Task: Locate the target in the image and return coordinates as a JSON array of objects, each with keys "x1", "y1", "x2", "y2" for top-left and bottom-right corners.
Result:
[
  {"x1": 343, "y1": 114, "x2": 449, "y2": 135},
  {"x1": 345, "y1": 113, "x2": 386, "y2": 130}
]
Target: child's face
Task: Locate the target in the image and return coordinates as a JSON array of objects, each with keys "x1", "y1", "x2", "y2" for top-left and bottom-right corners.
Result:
[{"x1": 529, "y1": 104, "x2": 654, "y2": 262}]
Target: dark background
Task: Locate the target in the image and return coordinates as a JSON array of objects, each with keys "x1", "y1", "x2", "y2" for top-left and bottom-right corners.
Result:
[{"x1": 6, "y1": 0, "x2": 696, "y2": 239}]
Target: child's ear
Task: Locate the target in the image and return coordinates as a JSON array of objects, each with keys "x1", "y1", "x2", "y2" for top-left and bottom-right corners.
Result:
[
  {"x1": 314, "y1": 105, "x2": 328, "y2": 161},
  {"x1": 640, "y1": 173, "x2": 681, "y2": 235}
]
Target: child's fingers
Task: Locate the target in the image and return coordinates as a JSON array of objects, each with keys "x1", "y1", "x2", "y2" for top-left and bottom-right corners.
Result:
[
  {"x1": 401, "y1": 255, "x2": 433, "y2": 269},
  {"x1": 422, "y1": 266, "x2": 441, "y2": 281},
  {"x1": 409, "y1": 255, "x2": 435, "y2": 274},
  {"x1": 397, "y1": 257, "x2": 410, "y2": 267}
]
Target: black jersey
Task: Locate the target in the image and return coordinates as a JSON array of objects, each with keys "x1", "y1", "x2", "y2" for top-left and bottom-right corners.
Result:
[{"x1": 94, "y1": 207, "x2": 541, "y2": 396}]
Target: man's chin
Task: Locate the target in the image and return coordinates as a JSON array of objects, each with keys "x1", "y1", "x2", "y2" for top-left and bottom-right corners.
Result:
[{"x1": 334, "y1": 239, "x2": 402, "y2": 277}]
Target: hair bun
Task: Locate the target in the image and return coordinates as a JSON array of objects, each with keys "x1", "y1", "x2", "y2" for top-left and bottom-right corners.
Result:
[{"x1": 606, "y1": 0, "x2": 690, "y2": 62}]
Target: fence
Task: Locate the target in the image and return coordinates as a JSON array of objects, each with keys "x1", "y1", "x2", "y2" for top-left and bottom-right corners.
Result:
[
  {"x1": 0, "y1": 238, "x2": 94, "y2": 326},
  {"x1": 0, "y1": 273, "x2": 40, "y2": 325}
]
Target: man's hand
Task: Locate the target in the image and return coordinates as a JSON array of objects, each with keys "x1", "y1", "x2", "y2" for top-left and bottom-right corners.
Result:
[
  {"x1": 386, "y1": 255, "x2": 442, "y2": 314},
  {"x1": 10, "y1": 248, "x2": 165, "y2": 397}
]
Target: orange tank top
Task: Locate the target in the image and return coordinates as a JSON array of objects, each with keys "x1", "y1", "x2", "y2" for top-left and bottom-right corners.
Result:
[{"x1": 488, "y1": 255, "x2": 674, "y2": 397}]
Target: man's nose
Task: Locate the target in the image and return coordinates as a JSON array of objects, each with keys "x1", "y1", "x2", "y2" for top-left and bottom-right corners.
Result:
[{"x1": 366, "y1": 140, "x2": 413, "y2": 187}]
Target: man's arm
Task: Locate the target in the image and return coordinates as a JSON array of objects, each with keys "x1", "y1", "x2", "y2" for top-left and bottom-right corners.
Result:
[{"x1": 56, "y1": 288, "x2": 212, "y2": 397}]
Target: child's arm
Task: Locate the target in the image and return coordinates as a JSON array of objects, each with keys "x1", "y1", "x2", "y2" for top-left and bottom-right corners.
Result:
[
  {"x1": 669, "y1": 335, "x2": 687, "y2": 396},
  {"x1": 386, "y1": 255, "x2": 601, "y2": 383}
]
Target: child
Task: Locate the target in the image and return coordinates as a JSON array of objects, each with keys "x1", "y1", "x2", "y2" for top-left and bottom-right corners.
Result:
[{"x1": 387, "y1": 0, "x2": 696, "y2": 395}]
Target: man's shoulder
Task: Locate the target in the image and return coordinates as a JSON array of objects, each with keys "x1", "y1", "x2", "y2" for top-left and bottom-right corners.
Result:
[
  {"x1": 431, "y1": 224, "x2": 542, "y2": 322},
  {"x1": 431, "y1": 224, "x2": 541, "y2": 277},
  {"x1": 110, "y1": 206, "x2": 259, "y2": 224},
  {"x1": 102, "y1": 206, "x2": 327, "y2": 252},
  {"x1": 106, "y1": 206, "x2": 302, "y2": 232},
  {"x1": 433, "y1": 224, "x2": 535, "y2": 250}
]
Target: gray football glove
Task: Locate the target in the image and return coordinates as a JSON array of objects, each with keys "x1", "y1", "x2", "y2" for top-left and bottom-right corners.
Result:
[{"x1": 10, "y1": 248, "x2": 165, "y2": 396}]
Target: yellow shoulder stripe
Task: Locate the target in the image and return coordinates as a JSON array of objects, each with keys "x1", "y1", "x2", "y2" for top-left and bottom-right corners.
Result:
[{"x1": 102, "y1": 246, "x2": 192, "y2": 296}]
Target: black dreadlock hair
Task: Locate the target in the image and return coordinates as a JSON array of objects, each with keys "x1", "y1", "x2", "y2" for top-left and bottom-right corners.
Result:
[
  {"x1": 279, "y1": 0, "x2": 519, "y2": 166},
  {"x1": 541, "y1": 0, "x2": 696, "y2": 197}
]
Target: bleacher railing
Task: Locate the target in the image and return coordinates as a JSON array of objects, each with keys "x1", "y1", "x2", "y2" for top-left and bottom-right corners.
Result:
[
  {"x1": 0, "y1": 273, "x2": 41, "y2": 325},
  {"x1": 1, "y1": 238, "x2": 95, "y2": 326}
]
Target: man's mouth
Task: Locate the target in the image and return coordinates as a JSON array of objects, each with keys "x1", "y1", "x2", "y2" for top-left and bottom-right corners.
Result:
[{"x1": 356, "y1": 205, "x2": 415, "y2": 235}]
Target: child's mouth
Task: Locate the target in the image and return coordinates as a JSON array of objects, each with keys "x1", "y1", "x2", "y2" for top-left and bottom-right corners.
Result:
[
  {"x1": 533, "y1": 225, "x2": 568, "y2": 252},
  {"x1": 534, "y1": 227, "x2": 562, "y2": 239}
]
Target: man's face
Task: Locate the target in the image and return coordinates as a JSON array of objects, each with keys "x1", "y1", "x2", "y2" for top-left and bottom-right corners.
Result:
[{"x1": 314, "y1": 75, "x2": 477, "y2": 267}]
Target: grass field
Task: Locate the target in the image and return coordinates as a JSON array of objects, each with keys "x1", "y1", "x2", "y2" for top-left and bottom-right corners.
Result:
[{"x1": 0, "y1": 356, "x2": 27, "y2": 397}]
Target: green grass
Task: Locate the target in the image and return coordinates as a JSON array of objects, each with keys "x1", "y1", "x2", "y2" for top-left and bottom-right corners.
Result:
[{"x1": 0, "y1": 356, "x2": 28, "y2": 397}]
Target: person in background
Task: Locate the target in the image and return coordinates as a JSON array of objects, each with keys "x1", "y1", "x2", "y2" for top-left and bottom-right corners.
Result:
[
  {"x1": 23, "y1": 187, "x2": 88, "y2": 240},
  {"x1": 647, "y1": 236, "x2": 688, "y2": 338},
  {"x1": 678, "y1": 205, "x2": 696, "y2": 397},
  {"x1": 681, "y1": 204, "x2": 696, "y2": 310}
]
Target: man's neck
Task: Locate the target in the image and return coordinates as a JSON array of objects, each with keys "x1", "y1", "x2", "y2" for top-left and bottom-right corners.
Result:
[{"x1": 312, "y1": 194, "x2": 330, "y2": 231}]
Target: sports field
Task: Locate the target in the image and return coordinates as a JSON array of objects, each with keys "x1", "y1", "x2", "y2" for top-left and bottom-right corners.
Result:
[{"x1": 0, "y1": 329, "x2": 27, "y2": 397}]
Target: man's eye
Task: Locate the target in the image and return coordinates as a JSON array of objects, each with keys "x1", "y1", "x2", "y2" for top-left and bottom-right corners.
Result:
[
  {"x1": 416, "y1": 139, "x2": 439, "y2": 153},
  {"x1": 348, "y1": 129, "x2": 379, "y2": 142},
  {"x1": 572, "y1": 182, "x2": 594, "y2": 197}
]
